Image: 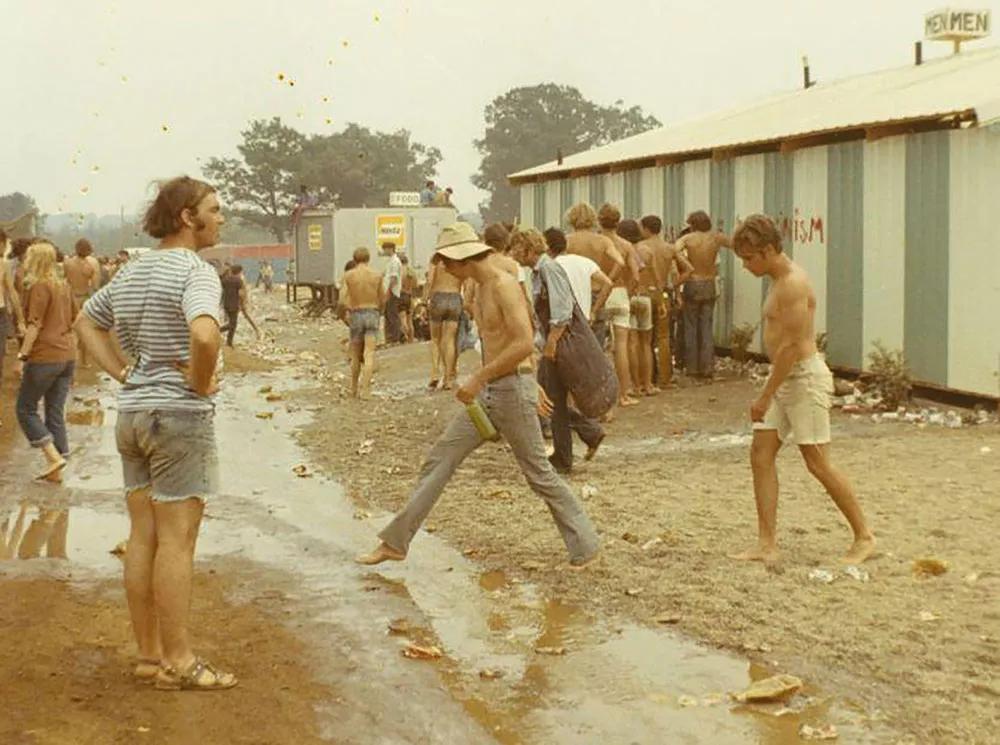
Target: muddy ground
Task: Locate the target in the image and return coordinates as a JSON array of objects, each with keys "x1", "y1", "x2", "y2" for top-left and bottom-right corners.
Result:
[
  {"x1": 261, "y1": 294, "x2": 1000, "y2": 744},
  {"x1": 2, "y1": 287, "x2": 999, "y2": 744}
]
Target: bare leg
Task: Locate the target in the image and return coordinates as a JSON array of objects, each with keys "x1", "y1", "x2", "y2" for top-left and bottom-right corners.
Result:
[
  {"x1": 441, "y1": 320, "x2": 458, "y2": 389},
  {"x1": 360, "y1": 336, "x2": 376, "y2": 399},
  {"x1": 349, "y1": 342, "x2": 362, "y2": 398},
  {"x1": 638, "y1": 329, "x2": 655, "y2": 393},
  {"x1": 731, "y1": 430, "x2": 781, "y2": 562},
  {"x1": 627, "y1": 332, "x2": 641, "y2": 393},
  {"x1": 125, "y1": 488, "x2": 161, "y2": 662},
  {"x1": 153, "y1": 497, "x2": 204, "y2": 672},
  {"x1": 800, "y1": 444, "x2": 876, "y2": 563},
  {"x1": 613, "y1": 324, "x2": 637, "y2": 405},
  {"x1": 429, "y1": 321, "x2": 442, "y2": 386}
]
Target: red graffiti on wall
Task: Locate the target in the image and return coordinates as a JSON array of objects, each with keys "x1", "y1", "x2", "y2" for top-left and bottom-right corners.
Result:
[{"x1": 664, "y1": 208, "x2": 826, "y2": 245}]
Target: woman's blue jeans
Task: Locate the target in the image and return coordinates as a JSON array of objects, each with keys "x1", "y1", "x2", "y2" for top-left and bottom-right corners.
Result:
[{"x1": 16, "y1": 360, "x2": 75, "y2": 457}]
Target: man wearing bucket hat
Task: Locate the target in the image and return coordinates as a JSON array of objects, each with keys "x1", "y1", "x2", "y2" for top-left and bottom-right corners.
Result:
[{"x1": 357, "y1": 222, "x2": 600, "y2": 569}]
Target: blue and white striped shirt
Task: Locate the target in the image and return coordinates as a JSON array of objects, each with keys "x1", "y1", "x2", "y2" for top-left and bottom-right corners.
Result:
[{"x1": 83, "y1": 248, "x2": 222, "y2": 412}]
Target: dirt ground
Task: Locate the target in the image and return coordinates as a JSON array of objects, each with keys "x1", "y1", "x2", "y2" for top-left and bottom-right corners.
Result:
[
  {"x1": 0, "y1": 560, "x2": 335, "y2": 745},
  {"x1": 266, "y1": 299, "x2": 1000, "y2": 744}
]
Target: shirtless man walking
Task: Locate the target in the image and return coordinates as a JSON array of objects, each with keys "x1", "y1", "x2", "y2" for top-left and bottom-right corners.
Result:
[
  {"x1": 638, "y1": 216, "x2": 692, "y2": 386},
  {"x1": 674, "y1": 211, "x2": 730, "y2": 379},
  {"x1": 341, "y1": 247, "x2": 384, "y2": 399},
  {"x1": 64, "y1": 239, "x2": 100, "y2": 366},
  {"x1": 730, "y1": 214, "x2": 875, "y2": 565},
  {"x1": 565, "y1": 202, "x2": 624, "y2": 353},
  {"x1": 425, "y1": 250, "x2": 464, "y2": 390},
  {"x1": 358, "y1": 223, "x2": 600, "y2": 568},
  {"x1": 598, "y1": 204, "x2": 642, "y2": 405}
]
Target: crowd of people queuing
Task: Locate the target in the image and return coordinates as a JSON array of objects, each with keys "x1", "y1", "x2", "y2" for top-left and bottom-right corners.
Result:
[{"x1": 0, "y1": 175, "x2": 876, "y2": 695}]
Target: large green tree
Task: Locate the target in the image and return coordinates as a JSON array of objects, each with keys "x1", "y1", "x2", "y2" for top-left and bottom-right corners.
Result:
[
  {"x1": 0, "y1": 192, "x2": 39, "y2": 221},
  {"x1": 298, "y1": 124, "x2": 441, "y2": 208},
  {"x1": 473, "y1": 84, "x2": 661, "y2": 222},
  {"x1": 203, "y1": 117, "x2": 306, "y2": 242}
]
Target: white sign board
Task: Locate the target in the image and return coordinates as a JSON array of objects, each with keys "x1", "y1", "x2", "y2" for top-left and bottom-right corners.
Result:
[
  {"x1": 389, "y1": 191, "x2": 421, "y2": 208},
  {"x1": 925, "y1": 8, "x2": 991, "y2": 40}
]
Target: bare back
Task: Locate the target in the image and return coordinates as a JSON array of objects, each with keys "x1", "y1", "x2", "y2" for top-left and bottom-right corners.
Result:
[
  {"x1": 428, "y1": 261, "x2": 463, "y2": 294},
  {"x1": 761, "y1": 262, "x2": 818, "y2": 361},
  {"x1": 635, "y1": 240, "x2": 659, "y2": 288},
  {"x1": 343, "y1": 264, "x2": 383, "y2": 309},
  {"x1": 678, "y1": 231, "x2": 729, "y2": 279},
  {"x1": 474, "y1": 269, "x2": 532, "y2": 369},
  {"x1": 567, "y1": 231, "x2": 622, "y2": 280},
  {"x1": 604, "y1": 232, "x2": 639, "y2": 290},
  {"x1": 64, "y1": 256, "x2": 95, "y2": 295}
]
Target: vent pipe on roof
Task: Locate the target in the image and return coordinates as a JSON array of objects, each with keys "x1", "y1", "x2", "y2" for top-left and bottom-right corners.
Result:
[
  {"x1": 915, "y1": 40, "x2": 923, "y2": 65},
  {"x1": 801, "y1": 55, "x2": 813, "y2": 89},
  {"x1": 557, "y1": 148, "x2": 564, "y2": 165}
]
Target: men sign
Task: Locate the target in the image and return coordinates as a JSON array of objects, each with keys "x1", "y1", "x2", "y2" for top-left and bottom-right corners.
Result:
[
  {"x1": 925, "y1": 8, "x2": 991, "y2": 41},
  {"x1": 376, "y1": 214, "x2": 406, "y2": 250}
]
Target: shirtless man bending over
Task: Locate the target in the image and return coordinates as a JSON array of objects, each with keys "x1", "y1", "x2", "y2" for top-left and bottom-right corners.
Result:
[
  {"x1": 358, "y1": 223, "x2": 600, "y2": 569},
  {"x1": 675, "y1": 211, "x2": 730, "y2": 379},
  {"x1": 341, "y1": 247, "x2": 384, "y2": 399},
  {"x1": 425, "y1": 251, "x2": 465, "y2": 390},
  {"x1": 730, "y1": 214, "x2": 875, "y2": 565}
]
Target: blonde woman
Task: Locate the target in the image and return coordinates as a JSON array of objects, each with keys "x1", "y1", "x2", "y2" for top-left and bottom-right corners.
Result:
[{"x1": 14, "y1": 242, "x2": 78, "y2": 482}]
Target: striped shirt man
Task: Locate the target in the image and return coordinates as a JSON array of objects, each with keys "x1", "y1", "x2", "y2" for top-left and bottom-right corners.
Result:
[{"x1": 82, "y1": 248, "x2": 222, "y2": 412}]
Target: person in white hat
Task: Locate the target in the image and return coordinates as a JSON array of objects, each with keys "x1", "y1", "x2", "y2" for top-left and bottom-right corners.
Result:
[{"x1": 357, "y1": 222, "x2": 600, "y2": 569}]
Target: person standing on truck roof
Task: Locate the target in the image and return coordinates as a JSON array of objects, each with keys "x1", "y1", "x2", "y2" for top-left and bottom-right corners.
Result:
[{"x1": 420, "y1": 180, "x2": 436, "y2": 207}]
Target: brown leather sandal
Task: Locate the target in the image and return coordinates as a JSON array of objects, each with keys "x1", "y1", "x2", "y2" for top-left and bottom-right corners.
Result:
[{"x1": 155, "y1": 658, "x2": 238, "y2": 691}]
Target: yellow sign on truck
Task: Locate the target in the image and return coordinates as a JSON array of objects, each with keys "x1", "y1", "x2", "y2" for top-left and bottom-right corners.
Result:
[
  {"x1": 376, "y1": 214, "x2": 406, "y2": 249},
  {"x1": 308, "y1": 223, "x2": 323, "y2": 251}
]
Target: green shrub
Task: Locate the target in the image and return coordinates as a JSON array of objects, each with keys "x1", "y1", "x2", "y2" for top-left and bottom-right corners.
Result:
[{"x1": 867, "y1": 342, "x2": 912, "y2": 409}]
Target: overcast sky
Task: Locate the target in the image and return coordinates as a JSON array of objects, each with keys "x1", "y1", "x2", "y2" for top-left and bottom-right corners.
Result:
[{"x1": 3, "y1": 0, "x2": 998, "y2": 218}]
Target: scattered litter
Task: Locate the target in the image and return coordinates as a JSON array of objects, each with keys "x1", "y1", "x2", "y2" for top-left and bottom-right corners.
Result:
[
  {"x1": 535, "y1": 646, "x2": 567, "y2": 656},
  {"x1": 265, "y1": 393, "x2": 284, "y2": 402},
  {"x1": 387, "y1": 618, "x2": 409, "y2": 635},
  {"x1": 653, "y1": 612, "x2": 681, "y2": 625},
  {"x1": 137, "y1": 726, "x2": 151, "y2": 734},
  {"x1": 479, "y1": 668, "x2": 504, "y2": 680},
  {"x1": 581, "y1": 484, "x2": 599, "y2": 499},
  {"x1": 641, "y1": 536, "x2": 664, "y2": 551},
  {"x1": 678, "y1": 695, "x2": 698, "y2": 707},
  {"x1": 258, "y1": 385, "x2": 273, "y2": 394},
  {"x1": 799, "y1": 724, "x2": 838, "y2": 740},
  {"x1": 733, "y1": 674, "x2": 803, "y2": 703},
  {"x1": 352, "y1": 510, "x2": 370, "y2": 520},
  {"x1": 843, "y1": 565, "x2": 869, "y2": 582},
  {"x1": 621, "y1": 532, "x2": 640, "y2": 544},
  {"x1": 462, "y1": 548, "x2": 479, "y2": 557},
  {"x1": 624, "y1": 587, "x2": 644, "y2": 597},
  {"x1": 913, "y1": 558, "x2": 948, "y2": 578},
  {"x1": 964, "y1": 572, "x2": 980, "y2": 584},
  {"x1": 292, "y1": 464, "x2": 312, "y2": 478},
  {"x1": 918, "y1": 610, "x2": 940, "y2": 622},
  {"x1": 980, "y1": 446, "x2": 992, "y2": 454},
  {"x1": 357, "y1": 439, "x2": 375, "y2": 455},
  {"x1": 520, "y1": 561, "x2": 545, "y2": 571},
  {"x1": 401, "y1": 643, "x2": 442, "y2": 660},
  {"x1": 808, "y1": 568, "x2": 836, "y2": 584},
  {"x1": 255, "y1": 411, "x2": 274, "y2": 419}
]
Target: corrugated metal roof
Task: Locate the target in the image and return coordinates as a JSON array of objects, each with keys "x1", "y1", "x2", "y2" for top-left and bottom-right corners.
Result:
[{"x1": 510, "y1": 45, "x2": 1000, "y2": 182}]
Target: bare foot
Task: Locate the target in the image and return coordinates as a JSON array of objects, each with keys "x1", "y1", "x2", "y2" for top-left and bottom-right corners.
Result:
[
  {"x1": 729, "y1": 544, "x2": 779, "y2": 563},
  {"x1": 840, "y1": 535, "x2": 876, "y2": 564},
  {"x1": 619, "y1": 396, "x2": 639, "y2": 407},
  {"x1": 643, "y1": 387, "x2": 661, "y2": 396},
  {"x1": 355, "y1": 542, "x2": 406, "y2": 565}
]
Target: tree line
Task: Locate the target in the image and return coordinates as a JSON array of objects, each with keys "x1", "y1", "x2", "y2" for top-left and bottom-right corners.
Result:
[{"x1": 3, "y1": 84, "x2": 660, "y2": 246}]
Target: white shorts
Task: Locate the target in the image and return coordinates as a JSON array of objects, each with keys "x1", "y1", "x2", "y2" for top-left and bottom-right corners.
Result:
[
  {"x1": 605, "y1": 287, "x2": 631, "y2": 328},
  {"x1": 753, "y1": 354, "x2": 833, "y2": 445}
]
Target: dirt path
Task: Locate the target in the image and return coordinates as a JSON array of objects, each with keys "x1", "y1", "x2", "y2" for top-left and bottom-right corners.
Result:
[{"x1": 259, "y1": 294, "x2": 1000, "y2": 745}]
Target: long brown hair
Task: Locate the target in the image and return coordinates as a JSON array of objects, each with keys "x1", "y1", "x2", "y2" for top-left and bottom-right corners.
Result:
[{"x1": 143, "y1": 176, "x2": 216, "y2": 239}]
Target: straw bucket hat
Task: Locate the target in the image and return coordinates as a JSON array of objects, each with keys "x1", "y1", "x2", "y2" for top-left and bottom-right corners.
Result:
[{"x1": 434, "y1": 222, "x2": 491, "y2": 261}]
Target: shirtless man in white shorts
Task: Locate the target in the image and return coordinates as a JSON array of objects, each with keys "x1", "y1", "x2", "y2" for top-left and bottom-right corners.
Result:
[{"x1": 730, "y1": 214, "x2": 876, "y2": 565}]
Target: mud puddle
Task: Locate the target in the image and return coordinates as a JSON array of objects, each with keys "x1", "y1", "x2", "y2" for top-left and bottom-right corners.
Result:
[{"x1": 1, "y1": 372, "x2": 889, "y2": 744}]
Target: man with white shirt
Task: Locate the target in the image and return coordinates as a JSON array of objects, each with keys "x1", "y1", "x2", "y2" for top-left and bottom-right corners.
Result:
[
  {"x1": 538, "y1": 228, "x2": 609, "y2": 470},
  {"x1": 381, "y1": 241, "x2": 403, "y2": 344}
]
